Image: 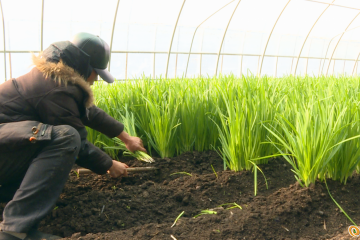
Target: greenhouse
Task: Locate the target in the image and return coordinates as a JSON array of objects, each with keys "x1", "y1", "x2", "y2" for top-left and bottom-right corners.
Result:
[{"x1": 0, "y1": 0, "x2": 360, "y2": 239}]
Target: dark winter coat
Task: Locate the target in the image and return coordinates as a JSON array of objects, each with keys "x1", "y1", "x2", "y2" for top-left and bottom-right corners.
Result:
[{"x1": 0, "y1": 42, "x2": 124, "y2": 174}]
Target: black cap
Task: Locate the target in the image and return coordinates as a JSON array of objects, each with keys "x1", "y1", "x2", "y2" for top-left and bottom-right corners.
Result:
[{"x1": 71, "y1": 33, "x2": 114, "y2": 83}]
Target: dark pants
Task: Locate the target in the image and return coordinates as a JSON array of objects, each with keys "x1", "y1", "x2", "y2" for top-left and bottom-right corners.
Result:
[{"x1": 0, "y1": 125, "x2": 80, "y2": 233}]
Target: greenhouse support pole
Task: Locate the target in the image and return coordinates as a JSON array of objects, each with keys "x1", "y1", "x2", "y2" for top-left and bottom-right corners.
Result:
[
  {"x1": 153, "y1": 53, "x2": 155, "y2": 79},
  {"x1": 8, "y1": 52, "x2": 11, "y2": 79},
  {"x1": 125, "y1": 52, "x2": 128, "y2": 80},
  {"x1": 352, "y1": 52, "x2": 360, "y2": 76},
  {"x1": 215, "y1": 0, "x2": 241, "y2": 77},
  {"x1": 199, "y1": 53, "x2": 202, "y2": 76},
  {"x1": 326, "y1": 12, "x2": 360, "y2": 76},
  {"x1": 293, "y1": 0, "x2": 334, "y2": 76},
  {"x1": 165, "y1": 0, "x2": 186, "y2": 79},
  {"x1": 258, "y1": 0, "x2": 291, "y2": 77},
  {"x1": 108, "y1": 0, "x2": 120, "y2": 72},
  {"x1": 184, "y1": 0, "x2": 235, "y2": 77},
  {"x1": 175, "y1": 53, "x2": 178, "y2": 77},
  {"x1": 41, "y1": 0, "x2": 44, "y2": 51},
  {"x1": 0, "y1": 0, "x2": 6, "y2": 81},
  {"x1": 320, "y1": 34, "x2": 341, "y2": 74},
  {"x1": 318, "y1": 59, "x2": 322, "y2": 75},
  {"x1": 240, "y1": 55, "x2": 243, "y2": 77},
  {"x1": 341, "y1": 41, "x2": 350, "y2": 75},
  {"x1": 152, "y1": 26, "x2": 157, "y2": 79}
]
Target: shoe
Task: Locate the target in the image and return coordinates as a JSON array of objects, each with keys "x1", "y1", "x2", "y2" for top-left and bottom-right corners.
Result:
[
  {"x1": 0, "y1": 231, "x2": 21, "y2": 240},
  {"x1": 25, "y1": 229, "x2": 61, "y2": 240},
  {"x1": 0, "y1": 229, "x2": 61, "y2": 240}
]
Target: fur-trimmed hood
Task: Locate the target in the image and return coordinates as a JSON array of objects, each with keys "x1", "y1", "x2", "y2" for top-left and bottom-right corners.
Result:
[{"x1": 32, "y1": 52, "x2": 94, "y2": 108}]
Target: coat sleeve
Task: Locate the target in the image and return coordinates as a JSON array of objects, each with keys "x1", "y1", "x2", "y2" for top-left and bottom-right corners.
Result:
[
  {"x1": 81, "y1": 105, "x2": 124, "y2": 138},
  {"x1": 34, "y1": 88, "x2": 113, "y2": 174}
]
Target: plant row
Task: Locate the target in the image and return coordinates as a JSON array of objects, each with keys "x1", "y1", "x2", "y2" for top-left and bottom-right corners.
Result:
[{"x1": 87, "y1": 75, "x2": 360, "y2": 187}]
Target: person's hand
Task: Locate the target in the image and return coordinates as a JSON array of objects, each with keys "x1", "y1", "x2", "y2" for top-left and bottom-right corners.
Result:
[
  {"x1": 117, "y1": 131, "x2": 147, "y2": 153},
  {"x1": 107, "y1": 160, "x2": 129, "y2": 178}
]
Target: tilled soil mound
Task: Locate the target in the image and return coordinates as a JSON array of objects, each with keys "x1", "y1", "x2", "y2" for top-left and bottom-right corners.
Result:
[{"x1": 1, "y1": 151, "x2": 359, "y2": 240}]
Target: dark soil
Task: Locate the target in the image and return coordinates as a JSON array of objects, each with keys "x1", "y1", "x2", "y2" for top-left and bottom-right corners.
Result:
[{"x1": 1, "y1": 151, "x2": 359, "y2": 240}]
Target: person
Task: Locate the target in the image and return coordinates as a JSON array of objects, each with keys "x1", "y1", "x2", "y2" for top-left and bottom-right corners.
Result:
[{"x1": 0, "y1": 32, "x2": 147, "y2": 240}]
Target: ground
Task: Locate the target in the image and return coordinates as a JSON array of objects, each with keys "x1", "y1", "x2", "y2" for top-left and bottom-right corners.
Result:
[{"x1": 1, "y1": 151, "x2": 359, "y2": 240}]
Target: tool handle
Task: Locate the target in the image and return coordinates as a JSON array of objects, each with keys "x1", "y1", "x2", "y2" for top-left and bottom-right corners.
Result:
[{"x1": 77, "y1": 167, "x2": 158, "y2": 175}]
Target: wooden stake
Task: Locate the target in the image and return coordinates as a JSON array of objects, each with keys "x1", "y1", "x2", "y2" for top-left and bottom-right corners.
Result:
[{"x1": 77, "y1": 167, "x2": 158, "y2": 175}]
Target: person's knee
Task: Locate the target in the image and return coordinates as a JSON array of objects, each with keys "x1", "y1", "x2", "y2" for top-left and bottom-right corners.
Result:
[{"x1": 52, "y1": 125, "x2": 81, "y2": 157}]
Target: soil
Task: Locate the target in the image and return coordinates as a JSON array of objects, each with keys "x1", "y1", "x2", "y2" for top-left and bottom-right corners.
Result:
[{"x1": 1, "y1": 151, "x2": 359, "y2": 240}]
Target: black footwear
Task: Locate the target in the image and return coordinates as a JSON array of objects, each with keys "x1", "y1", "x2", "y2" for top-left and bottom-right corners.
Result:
[
  {"x1": 25, "y1": 229, "x2": 61, "y2": 240},
  {"x1": 0, "y1": 229, "x2": 61, "y2": 240},
  {"x1": 0, "y1": 231, "x2": 21, "y2": 240}
]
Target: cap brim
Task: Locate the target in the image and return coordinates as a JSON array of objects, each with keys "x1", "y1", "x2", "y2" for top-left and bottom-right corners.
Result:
[{"x1": 94, "y1": 68, "x2": 115, "y2": 83}]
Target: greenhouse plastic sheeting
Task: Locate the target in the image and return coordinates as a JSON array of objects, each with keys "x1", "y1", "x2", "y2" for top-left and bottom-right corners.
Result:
[{"x1": 1, "y1": 0, "x2": 360, "y2": 82}]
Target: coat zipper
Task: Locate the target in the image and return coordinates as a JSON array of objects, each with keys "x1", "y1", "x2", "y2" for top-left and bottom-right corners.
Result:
[{"x1": 41, "y1": 124, "x2": 48, "y2": 136}]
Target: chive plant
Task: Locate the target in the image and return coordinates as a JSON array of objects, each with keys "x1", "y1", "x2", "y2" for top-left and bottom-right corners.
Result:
[
  {"x1": 215, "y1": 76, "x2": 278, "y2": 171},
  {"x1": 88, "y1": 74, "x2": 360, "y2": 186},
  {"x1": 141, "y1": 83, "x2": 181, "y2": 158}
]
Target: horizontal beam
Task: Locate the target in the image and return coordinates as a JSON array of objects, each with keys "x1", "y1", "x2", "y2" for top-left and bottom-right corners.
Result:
[
  {"x1": 0, "y1": 50, "x2": 41, "y2": 53},
  {"x1": 1, "y1": 50, "x2": 360, "y2": 62}
]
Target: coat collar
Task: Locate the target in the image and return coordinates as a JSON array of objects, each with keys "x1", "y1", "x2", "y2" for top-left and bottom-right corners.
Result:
[{"x1": 32, "y1": 53, "x2": 94, "y2": 108}]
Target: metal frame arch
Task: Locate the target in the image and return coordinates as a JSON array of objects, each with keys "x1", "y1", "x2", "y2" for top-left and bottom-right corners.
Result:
[
  {"x1": 0, "y1": 0, "x2": 5, "y2": 81},
  {"x1": 184, "y1": 0, "x2": 235, "y2": 77},
  {"x1": 258, "y1": 0, "x2": 291, "y2": 77},
  {"x1": 41, "y1": 0, "x2": 44, "y2": 51},
  {"x1": 215, "y1": 0, "x2": 241, "y2": 77},
  {"x1": 108, "y1": 0, "x2": 120, "y2": 72},
  {"x1": 351, "y1": 41, "x2": 360, "y2": 76},
  {"x1": 326, "y1": 11, "x2": 360, "y2": 76},
  {"x1": 165, "y1": 0, "x2": 186, "y2": 79},
  {"x1": 293, "y1": 0, "x2": 335, "y2": 76},
  {"x1": 320, "y1": 25, "x2": 360, "y2": 74},
  {"x1": 353, "y1": 51, "x2": 360, "y2": 76}
]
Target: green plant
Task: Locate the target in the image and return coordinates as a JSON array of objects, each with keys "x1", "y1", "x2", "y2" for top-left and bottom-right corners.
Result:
[
  {"x1": 211, "y1": 164, "x2": 218, "y2": 179},
  {"x1": 73, "y1": 170, "x2": 79, "y2": 178},
  {"x1": 171, "y1": 211, "x2": 185, "y2": 228},
  {"x1": 193, "y1": 210, "x2": 217, "y2": 218},
  {"x1": 170, "y1": 172, "x2": 192, "y2": 177},
  {"x1": 219, "y1": 202, "x2": 242, "y2": 210},
  {"x1": 88, "y1": 75, "x2": 360, "y2": 187}
]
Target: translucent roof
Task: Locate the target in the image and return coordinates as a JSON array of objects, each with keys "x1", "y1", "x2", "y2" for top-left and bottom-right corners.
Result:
[{"x1": 2, "y1": 0, "x2": 360, "y2": 83}]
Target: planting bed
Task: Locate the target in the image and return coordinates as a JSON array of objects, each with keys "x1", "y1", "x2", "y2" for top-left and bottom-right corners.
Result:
[{"x1": 1, "y1": 151, "x2": 359, "y2": 239}]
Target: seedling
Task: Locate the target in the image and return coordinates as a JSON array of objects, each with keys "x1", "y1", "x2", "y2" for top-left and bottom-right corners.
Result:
[
  {"x1": 99, "y1": 205, "x2": 105, "y2": 216},
  {"x1": 170, "y1": 172, "x2": 192, "y2": 177},
  {"x1": 324, "y1": 179, "x2": 356, "y2": 226},
  {"x1": 193, "y1": 210, "x2": 217, "y2": 218},
  {"x1": 248, "y1": 160, "x2": 268, "y2": 196},
  {"x1": 219, "y1": 202, "x2": 242, "y2": 210},
  {"x1": 171, "y1": 211, "x2": 185, "y2": 228},
  {"x1": 73, "y1": 170, "x2": 79, "y2": 178},
  {"x1": 112, "y1": 186, "x2": 117, "y2": 192},
  {"x1": 211, "y1": 164, "x2": 218, "y2": 179}
]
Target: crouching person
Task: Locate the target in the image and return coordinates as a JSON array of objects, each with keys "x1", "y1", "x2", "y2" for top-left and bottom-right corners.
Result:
[{"x1": 0, "y1": 33, "x2": 146, "y2": 240}]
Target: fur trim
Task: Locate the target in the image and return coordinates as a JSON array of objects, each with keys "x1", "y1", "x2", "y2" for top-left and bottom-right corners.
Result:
[{"x1": 32, "y1": 53, "x2": 94, "y2": 108}]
